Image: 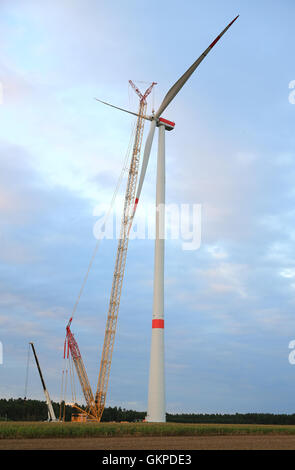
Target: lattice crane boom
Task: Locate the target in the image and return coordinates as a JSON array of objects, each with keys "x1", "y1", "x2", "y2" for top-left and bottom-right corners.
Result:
[
  {"x1": 64, "y1": 81, "x2": 156, "y2": 422},
  {"x1": 129, "y1": 80, "x2": 157, "y2": 104},
  {"x1": 94, "y1": 84, "x2": 155, "y2": 420},
  {"x1": 65, "y1": 318, "x2": 99, "y2": 419}
]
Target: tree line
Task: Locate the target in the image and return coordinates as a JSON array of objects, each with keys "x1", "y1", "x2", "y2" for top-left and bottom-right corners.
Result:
[
  {"x1": 166, "y1": 412, "x2": 295, "y2": 425},
  {"x1": 1, "y1": 398, "x2": 295, "y2": 424},
  {"x1": 0, "y1": 398, "x2": 145, "y2": 422}
]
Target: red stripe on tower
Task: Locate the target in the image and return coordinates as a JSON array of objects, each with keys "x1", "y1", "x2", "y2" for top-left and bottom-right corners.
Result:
[{"x1": 152, "y1": 319, "x2": 164, "y2": 329}]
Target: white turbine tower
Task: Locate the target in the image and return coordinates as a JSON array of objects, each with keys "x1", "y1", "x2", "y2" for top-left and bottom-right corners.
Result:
[
  {"x1": 134, "y1": 15, "x2": 239, "y2": 423},
  {"x1": 96, "y1": 15, "x2": 239, "y2": 423}
]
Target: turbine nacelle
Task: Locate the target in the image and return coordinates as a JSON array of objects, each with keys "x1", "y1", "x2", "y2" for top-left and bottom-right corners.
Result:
[{"x1": 157, "y1": 117, "x2": 175, "y2": 131}]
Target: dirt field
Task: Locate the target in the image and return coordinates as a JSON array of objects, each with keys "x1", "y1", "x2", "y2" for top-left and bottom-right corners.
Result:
[{"x1": 1, "y1": 434, "x2": 295, "y2": 450}]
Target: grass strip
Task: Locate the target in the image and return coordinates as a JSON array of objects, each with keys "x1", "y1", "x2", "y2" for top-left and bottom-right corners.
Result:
[{"x1": 2, "y1": 422, "x2": 295, "y2": 439}]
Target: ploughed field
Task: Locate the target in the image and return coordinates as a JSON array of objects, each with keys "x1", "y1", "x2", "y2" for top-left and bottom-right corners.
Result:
[{"x1": 1, "y1": 422, "x2": 295, "y2": 449}]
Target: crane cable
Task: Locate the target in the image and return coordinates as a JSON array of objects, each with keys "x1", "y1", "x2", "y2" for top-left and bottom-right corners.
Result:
[
  {"x1": 69, "y1": 353, "x2": 76, "y2": 404},
  {"x1": 68, "y1": 118, "x2": 137, "y2": 324},
  {"x1": 152, "y1": 84, "x2": 155, "y2": 115},
  {"x1": 60, "y1": 332, "x2": 84, "y2": 419},
  {"x1": 59, "y1": 368, "x2": 64, "y2": 421}
]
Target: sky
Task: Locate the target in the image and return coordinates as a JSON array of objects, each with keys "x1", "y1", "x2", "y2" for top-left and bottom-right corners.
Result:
[{"x1": 0, "y1": 0, "x2": 295, "y2": 415}]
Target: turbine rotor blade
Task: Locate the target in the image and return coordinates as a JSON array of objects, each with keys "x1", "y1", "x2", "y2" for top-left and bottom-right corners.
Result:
[
  {"x1": 154, "y1": 15, "x2": 239, "y2": 119},
  {"x1": 94, "y1": 98, "x2": 152, "y2": 121},
  {"x1": 133, "y1": 120, "x2": 157, "y2": 216}
]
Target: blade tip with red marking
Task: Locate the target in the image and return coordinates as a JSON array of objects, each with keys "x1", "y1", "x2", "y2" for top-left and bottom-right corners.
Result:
[
  {"x1": 209, "y1": 14, "x2": 239, "y2": 49},
  {"x1": 228, "y1": 15, "x2": 240, "y2": 28}
]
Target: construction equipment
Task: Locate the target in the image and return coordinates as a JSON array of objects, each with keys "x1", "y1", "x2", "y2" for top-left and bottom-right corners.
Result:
[
  {"x1": 64, "y1": 319, "x2": 99, "y2": 420},
  {"x1": 29, "y1": 342, "x2": 58, "y2": 422},
  {"x1": 64, "y1": 81, "x2": 156, "y2": 421},
  {"x1": 94, "y1": 81, "x2": 156, "y2": 421},
  {"x1": 63, "y1": 13, "x2": 238, "y2": 424}
]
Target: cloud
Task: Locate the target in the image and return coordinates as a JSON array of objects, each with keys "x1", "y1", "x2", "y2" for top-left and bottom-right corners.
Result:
[
  {"x1": 206, "y1": 244, "x2": 228, "y2": 259},
  {"x1": 280, "y1": 268, "x2": 295, "y2": 279},
  {"x1": 0, "y1": 0, "x2": 295, "y2": 413}
]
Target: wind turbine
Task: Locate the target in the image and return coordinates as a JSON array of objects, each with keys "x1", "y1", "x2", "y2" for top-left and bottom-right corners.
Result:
[{"x1": 96, "y1": 15, "x2": 239, "y2": 423}]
